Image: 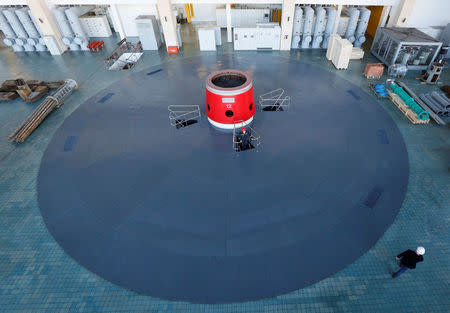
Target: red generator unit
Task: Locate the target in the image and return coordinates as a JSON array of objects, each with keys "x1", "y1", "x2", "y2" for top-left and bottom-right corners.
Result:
[{"x1": 206, "y1": 69, "x2": 255, "y2": 129}]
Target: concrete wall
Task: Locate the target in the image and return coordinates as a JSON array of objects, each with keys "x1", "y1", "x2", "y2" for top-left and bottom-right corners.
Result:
[
  {"x1": 408, "y1": 0, "x2": 449, "y2": 28},
  {"x1": 116, "y1": 4, "x2": 158, "y2": 37},
  {"x1": 406, "y1": 0, "x2": 450, "y2": 39},
  {"x1": 190, "y1": 4, "x2": 217, "y2": 22}
]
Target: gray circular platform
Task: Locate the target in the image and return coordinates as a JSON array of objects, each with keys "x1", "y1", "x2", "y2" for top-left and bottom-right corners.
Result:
[{"x1": 38, "y1": 54, "x2": 408, "y2": 303}]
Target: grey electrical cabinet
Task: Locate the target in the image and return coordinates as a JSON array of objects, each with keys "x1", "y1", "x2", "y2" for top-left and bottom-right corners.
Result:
[
  {"x1": 371, "y1": 27, "x2": 442, "y2": 70},
  {"x1": 135, "y1": 15, "x2": 161, "y2": 50}
]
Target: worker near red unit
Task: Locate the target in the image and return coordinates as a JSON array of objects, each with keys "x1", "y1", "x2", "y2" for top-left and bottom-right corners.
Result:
[
  {"x1": 239, "y1": 127, "x2": 251, "y2": 151},
  {"x1": 392, "y1": 246, "x2": 425, "y2": 278}
]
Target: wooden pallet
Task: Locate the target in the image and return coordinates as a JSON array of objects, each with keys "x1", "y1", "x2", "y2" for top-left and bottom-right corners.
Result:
[
  {"x1": 415, "y1": 77, "x2": 443, "y2": 85},
  {"x1": 387, "y1": 91, "x2": 429, "y2": 124}
]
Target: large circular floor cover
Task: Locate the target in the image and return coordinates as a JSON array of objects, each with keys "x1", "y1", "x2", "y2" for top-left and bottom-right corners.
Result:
[{"x1": 38, "y1": 55, "x2": 409, "y2": 303}]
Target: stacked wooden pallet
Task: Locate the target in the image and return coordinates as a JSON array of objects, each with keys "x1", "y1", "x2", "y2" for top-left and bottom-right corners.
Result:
[
  {"x1": 0, "y1": 79, "x2": 63, "y2": 102},
  {"x1": 387, "y1": 90, "x2": 429, "y2": 124}
]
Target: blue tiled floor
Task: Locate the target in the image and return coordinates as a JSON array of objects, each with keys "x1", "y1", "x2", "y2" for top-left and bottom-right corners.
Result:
[{"x1": 0, "y1": 28, "x2": 449, "y2": 312}]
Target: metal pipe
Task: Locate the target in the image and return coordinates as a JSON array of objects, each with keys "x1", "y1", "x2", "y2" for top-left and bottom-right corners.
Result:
[
  {"x1": 3, "y1": 9, "x2": 28, "y2": 46},
  {"x1": 291, "y1": 6, "x2": 303, "y2": 49},
  {"x1": 423, "y1": 94, "x2": 448, "y2": 116},
  {"x1": 312, "y1": 6, "x2": 326, "y2": 49},
  {"x1": 23, "y1": 44, "x2": 35, "y2": 52},
  {"x1": 0, "y1": 10, "x2": 17, "y2": 46},
  {"x1": 322, "y1": 6, "x2": 336, "y2": 49},
  {"x1": 52, "y1": 7, "x2": 74, "y2": 46},
  {"x1": 65, "y1": 7, "x2": 90, "y2": 50},
  {"x1": 292, "y1": 6, "x2": 303, "y2": 37},
  {"x1": 430, "y1": 91, "x2": 450, "y2": 110},
  {"x1": 354, "y1": 7, "x2": 371, "y2": 48},
  {"x1": 344, "y1": 7, "x2": 360, "y2": 43},
  {"x1": 9, "y1": 79, "x2": 78, "y2": 143},
  {"x1": 301, "y1": 6, "x2": 314, "y2": 49},
  {"x1": 69, "y1": 43, "x2": 81, "y2": 51},
  {"x1": 419, "y1": 94, "x2": 443, "y2": 116},
  {"x1": 27, "y1": 10, "x2": 47, "y2": 47},
  {"x1": 389, "y1": 81, "x2": 429, "y2": 120},
  {"x1": 396, "y1": 80, "x2": 445, "y2": 125},
  {"x1": 12, "y1": 44, "x2": 24, "y2": 52},
  {"x1": 291, "y1": 35, "x2": 300, "y2": 49},
  {"x1": 15, "y1": 9, "x2": 40, "y2": 46}
]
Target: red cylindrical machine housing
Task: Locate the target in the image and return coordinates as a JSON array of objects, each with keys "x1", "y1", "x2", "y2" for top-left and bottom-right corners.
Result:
[{"x1": 206, "y1": 69, "x2": 255, "y2": 129}]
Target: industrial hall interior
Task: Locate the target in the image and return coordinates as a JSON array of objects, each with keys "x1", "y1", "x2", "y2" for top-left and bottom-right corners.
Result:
[{"x1": 0, "y1": 0, "x2": 449, "y2": 312}]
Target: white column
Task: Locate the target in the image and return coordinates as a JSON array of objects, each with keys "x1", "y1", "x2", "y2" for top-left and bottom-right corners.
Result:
[
  {"x1": 226, "y1": 4, "x2": 232, "y2": 43},
  {"x1": 379, "y1": 6, "x2": 391, "y2": 28},
  {"x1": 108, "y1": 5, "x2": 125, "y2": 40},
  {"x1": 156, "y1": 0, "x2": 179, "y2": 48},
  {"x1": 280, "y1": 0, "x2": 295, "y2": 50},
  {"x1": 332, "y1": 5, "x2": 343, "y2": 35},
  {"x1": 26, "y1": 0, "x2": 66, "y2": 54},
  {"x1": 388, "y1": 0, "x2": 416, "y2": 27}
]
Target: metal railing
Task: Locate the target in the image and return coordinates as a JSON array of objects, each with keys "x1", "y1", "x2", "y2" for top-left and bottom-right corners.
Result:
[
  {"x1": 259, "y1": 88, "x2": 291, "y2": 111},
  {"x1": 232, "y1": 120, "x2": 261, "y2": 152},
  {"x1": 106, "y1": 39, "x2": 143, "y2": 71},
  {"x1": 168, "y1": 105, "x2": 201, "y2": 128}
]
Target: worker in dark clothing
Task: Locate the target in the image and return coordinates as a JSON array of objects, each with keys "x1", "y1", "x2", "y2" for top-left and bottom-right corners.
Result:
[
  {"x1": 238, "y1": 127, "x2": 252, "y2": 151},
  {"x1": 392, "y1": 246, "x2": 425, "y2": 278}
]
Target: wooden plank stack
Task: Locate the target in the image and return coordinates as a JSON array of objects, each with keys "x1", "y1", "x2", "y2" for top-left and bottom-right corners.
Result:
[
  {"x1": 0, "y1": 79, "x2": 64, "y2": 102},
  {"x1": 9, "y1": 79, "x2": 78, "y2": 143}
]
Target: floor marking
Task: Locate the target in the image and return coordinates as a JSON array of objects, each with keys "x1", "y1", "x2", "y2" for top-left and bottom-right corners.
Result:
[
  {"x1": 147, "y1": 69, "x2": 163, "y2": 76},
  {"x1": 347, "y1": 89, "x2": 361, "y2": 100},
  {"x1": 64, "y1": 136, "x2": 78, "y2": 152},
  {"x1": 98, "y1": 93, "x2": 114, "y2": 103},
  {"x1": 377, "y1": 129, "x2": 389, "y2": 144},
  {"x1": 364, "y1": 186, "x2": 383, "y2": 208}
]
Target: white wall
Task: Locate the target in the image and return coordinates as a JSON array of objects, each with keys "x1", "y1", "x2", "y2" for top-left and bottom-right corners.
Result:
[
  {"x1": 190, "y1": 4, "x2": 217, "y2": 22},
  {"x1": 407, "y1": 0, "x2": 450, "y2": 28},
  {"x1": 116, "y1": 4, "x2": 158, "y2": 37},
  {"x1": 406, "y1": 0, "x2": 450, "y2": 39}
]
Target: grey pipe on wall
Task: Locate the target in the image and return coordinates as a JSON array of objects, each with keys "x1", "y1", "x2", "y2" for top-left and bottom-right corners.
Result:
[
  {"x1": 27, "y1": 10, "x2": 47, "y2": 47},
  {"x1": 344, "y1": 7, "x2": 360, "y2": 43},
  {"x1": 0, "y1": 10, "x2": 17, "y2": 47},
  {"x1": 15, "y1": 8, "x2": 46, "y2": 51},
  {"x1": 65, "y1": 7, "x2": 90, "y2": 50},
  {"x1": 354, "y1": 7, "x2": 371, "y2": 48},
  {"x1": 3, "y1": 9, "x2": 28, "y2": 47},
  {"x1": 312, "y1": 6, "x2": 326, "y2": 49},
  {"x1": 301, "y1": 6, "x2": 314, "y2": 49},
  {"x1": 322, "y1": 6, "x2": 336, "y2": 49}
]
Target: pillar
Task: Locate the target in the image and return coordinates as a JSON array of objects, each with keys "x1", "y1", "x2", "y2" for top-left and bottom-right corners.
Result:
[
  {"x1": 379, "y1": 6, "x2": 391, "y2": 28},
  {"x1": 226, "y1": 4, "x2": 232, "y2": 43},
  {"x1": 332, "y1": 5, "x2": 343, "y2": 35},
  {"x1": 280, "y1": 0, "x2": 295, "y2": 50},
  {"x1": 26, "y1": 0, "x2": 67, "y2": 54},
  {"x1": 108, "y1": 4, "x2": 126, "y2": 40},
  {"x1": 156, "y1": 0, "x2": 179, "y2": 49}
]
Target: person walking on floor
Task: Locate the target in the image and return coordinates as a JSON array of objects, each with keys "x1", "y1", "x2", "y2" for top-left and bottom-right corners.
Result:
[{"x1": 392, "y1": 246, "x2": 425, "y2": 278}]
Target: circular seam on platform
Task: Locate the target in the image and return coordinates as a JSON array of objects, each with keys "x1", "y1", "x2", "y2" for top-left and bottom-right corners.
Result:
[{"x1": 37, "y1": 55, "x2": 409, "y2": 303}]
